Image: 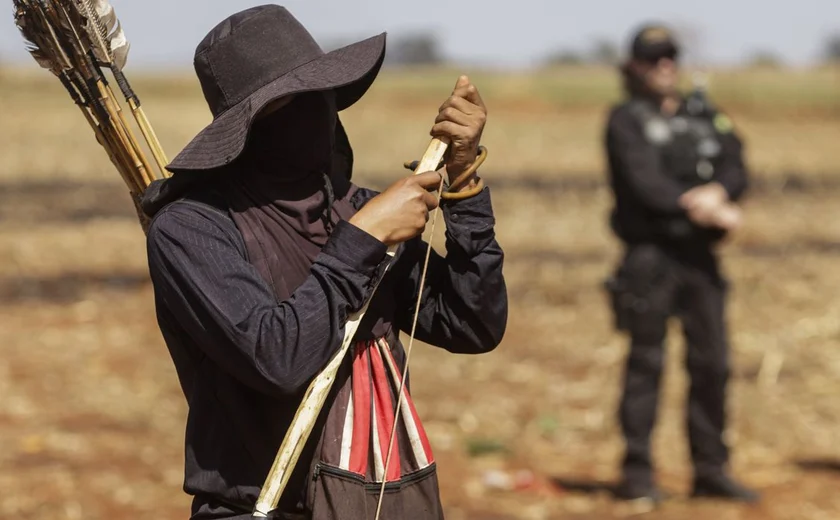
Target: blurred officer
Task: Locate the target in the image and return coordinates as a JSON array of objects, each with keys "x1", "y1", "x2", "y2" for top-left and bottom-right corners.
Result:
[{"x1": 603, "y1": 24, "x2": 758, "y2": 503}]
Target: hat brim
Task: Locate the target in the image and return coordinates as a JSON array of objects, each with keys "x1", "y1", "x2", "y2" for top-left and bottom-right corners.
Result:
[
  {"x1": 633, "y1": 41, "x2": 679, "y2": 62},
  {"x1": 166, "y1": 33, "x2": 386, "y2": 173}
]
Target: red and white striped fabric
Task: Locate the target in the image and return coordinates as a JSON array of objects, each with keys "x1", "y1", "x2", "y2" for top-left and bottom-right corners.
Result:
[{"x1": 323, "y1": 338, "x2": 435, "y2": 483}]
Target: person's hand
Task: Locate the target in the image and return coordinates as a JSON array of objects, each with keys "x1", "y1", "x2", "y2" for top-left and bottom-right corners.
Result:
[
  {"x1": 431, "y1": 75, "x2": 487, "y2": 191},
  {"x1": 711, "y1": 203, "x2": 743, "y2": 232},
  {"x1": 680, "y1": 182, "x2": 740, "y2": 230},
  {"x1": 348, "y1": 171, "x2": 443, "y2": 246},
  {"x1": 680, "y1": 183, "x2": 727, "y2": 216},
  {"x1": 685, "y1": 201, "x2": 743, "y2": 232}
]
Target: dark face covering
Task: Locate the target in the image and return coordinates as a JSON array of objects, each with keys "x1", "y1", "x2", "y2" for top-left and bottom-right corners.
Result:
[
  {"x1": 245, "y1": 91, "x2": 338, "y2": 177},
  {"x1": 224, "y1": 91, "x2": 366, "y2": 307}
]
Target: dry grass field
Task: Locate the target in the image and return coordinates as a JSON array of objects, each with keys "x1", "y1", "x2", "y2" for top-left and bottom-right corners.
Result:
[{"x1": 1, "y1": 64, "x2": 840, "y2": 519}]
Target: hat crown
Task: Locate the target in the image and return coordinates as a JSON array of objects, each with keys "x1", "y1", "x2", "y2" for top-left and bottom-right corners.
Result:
[
  {"x1": 630, "y1": 23, "x2": 679, "y2": 61},
  {"x1": 193, "y1": 5, "x2": 324, "y2": 117}
]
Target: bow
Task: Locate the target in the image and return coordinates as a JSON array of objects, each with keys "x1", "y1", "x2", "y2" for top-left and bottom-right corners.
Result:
[
  {"x1": 371, "y1": 140, "x2": 447, "y2": 519},
  {"x1": 252, "y1": 134, "x2": 450, "y2": 518}
]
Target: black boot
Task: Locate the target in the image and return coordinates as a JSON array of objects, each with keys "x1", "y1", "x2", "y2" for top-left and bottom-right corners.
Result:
[
  {"x1": 614, "y1": 476, "x2": 665, "y2": 503},
  {"x1": 691, "y1": 473, "x2": 760, "y2": 503}
]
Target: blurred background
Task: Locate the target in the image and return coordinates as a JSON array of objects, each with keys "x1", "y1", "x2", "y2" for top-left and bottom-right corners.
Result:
[{"x1": 1, "y1": 1, "x2": 839, "y2": 519}]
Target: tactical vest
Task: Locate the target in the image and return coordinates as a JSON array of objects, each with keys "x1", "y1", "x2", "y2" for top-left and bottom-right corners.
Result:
[{"x1": 629, "y1": 97, "x2": 723, "y2": 190}]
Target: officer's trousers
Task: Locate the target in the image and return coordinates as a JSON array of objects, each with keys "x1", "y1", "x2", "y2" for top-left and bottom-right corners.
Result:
[{"x1": 616, "y1": 243, "x2": 730, "y2": 485}]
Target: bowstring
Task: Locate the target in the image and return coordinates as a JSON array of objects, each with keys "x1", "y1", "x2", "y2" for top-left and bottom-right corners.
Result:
[{"x1": 373, "y1": 176, "x2": 446, "y2": 520}]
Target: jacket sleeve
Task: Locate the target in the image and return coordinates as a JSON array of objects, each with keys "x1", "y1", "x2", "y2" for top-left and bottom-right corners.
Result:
[
  {"x1": 391, "y1": 187, "x2": 507, "y2": 354},
  {"x1": 146, "y1": 205, "x2": 388, "y2": 398},
  {"x1": 713, "y1": 122, "x2": 750, "y2": 202},
  {"x1": 606, "y1": 108, "x2": 690, "y2": 214}
]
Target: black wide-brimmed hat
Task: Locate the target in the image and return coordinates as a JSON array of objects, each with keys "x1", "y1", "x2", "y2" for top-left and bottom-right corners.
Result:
[{"x1": 166, "y1": 4, "x2": 386, "y2": 173}]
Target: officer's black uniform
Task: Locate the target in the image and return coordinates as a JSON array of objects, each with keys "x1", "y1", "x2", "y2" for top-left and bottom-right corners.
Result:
[{"x1": 604, "y1": 25, "x2": 756, "y2": 502}]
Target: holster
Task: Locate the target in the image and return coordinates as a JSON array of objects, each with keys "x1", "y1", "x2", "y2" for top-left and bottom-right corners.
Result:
[{"x1": 604, "y1": 244, "x2": 673, "y2": 332}]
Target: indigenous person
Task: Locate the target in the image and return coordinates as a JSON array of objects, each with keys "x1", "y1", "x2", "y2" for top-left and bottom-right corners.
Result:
[
  {"x1": 603, "y1": 24, "x2": 757, "y2": 503},
  {"x1": 141, "y1": 6, "x2": 507, "y2": 519}
]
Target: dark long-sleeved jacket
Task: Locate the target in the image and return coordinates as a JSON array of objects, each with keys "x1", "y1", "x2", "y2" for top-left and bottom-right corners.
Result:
[
  {"x1": 145, "y1": 185, "x2": 507, "y2": 518},
  {"x1": 604, "y1": 97, "x2": 749, "y2": 245}
]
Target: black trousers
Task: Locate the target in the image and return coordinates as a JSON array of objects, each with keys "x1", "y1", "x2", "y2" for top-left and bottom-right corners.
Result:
[{"x1": 614, "y1": 243, "x2": 730, "y2": 484}]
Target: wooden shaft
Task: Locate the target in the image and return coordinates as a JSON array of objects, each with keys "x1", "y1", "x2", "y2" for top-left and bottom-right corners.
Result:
[
  {"x1": 251, "y1": 136, "x2": 450, "y2": 519},
  {"x1": 61, "y1": 77, "x2": 129, "y2": 186},
  {"x1": 70, "y1": 91, "x2": 139, "y2": 193},
  {"x1": 81, "y1": 87, "x2": 144, "y2": 194},
  {"x1": 99, "y1": 111, "x2": 144, "y2": 192},
  {"x1": 107, "y1": 64, "x2": 169, "y2": 178},
  {"x1": 92, "y1": 81, "x2": 145, "y2": 190},
  {"x1": 78, "y1": 71, "x2": 148, "y2": 191},
  {"x1": 77, "y1": 102, "x2": 137, "y2": 193},
  {"x1": 92, "y1": 79, "x2": 147, "y2": 190},
  {"x1": 129, "y1": 99, "x2": 170, "y2": 177},
  {"x1": 414, "y1": 137, "x2": 449, "y2": 174},
  {"x1": 102, "y1": 82, "x2": 155, "y2": 188},
  {"x1": 103, "y1": 122, "x2": 144, "y2": 194}
]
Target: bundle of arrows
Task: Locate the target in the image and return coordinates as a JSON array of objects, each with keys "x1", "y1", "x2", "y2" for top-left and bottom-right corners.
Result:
[{"x1": 13, "y1": 0, "x2": 168, "y2": 231}]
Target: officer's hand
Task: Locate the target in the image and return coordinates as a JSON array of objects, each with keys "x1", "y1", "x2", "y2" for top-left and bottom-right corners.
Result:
[
  {"x1": 348, "y1": 171, "x2": 443, "y2": 246},
  {"x1": 680, "y1": 183, "x2": 729, "y2": 228},
  {"x1": 681, "y1": 184, "x2": 743, "y2": 231},
  {"x1": 680, "y1": 183, "x2": 728, "y2": 214},
  {"x1": 431, "y1": 75, "x2": 487, "y2": 191},
  {"x1": 684, "y1": 202, "x2": 742, "y2": 231},
  {"x1": 715, "y1": 204, "x2": 743, "y2": 232},
  {"x1": 686, "y1": 204, "x2": 742, "y2": 232}
]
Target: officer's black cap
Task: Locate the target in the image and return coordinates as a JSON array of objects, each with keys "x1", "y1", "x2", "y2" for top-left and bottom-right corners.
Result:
[{"x1": 630, "y1": 24, "x2": 680, "y2": 62}]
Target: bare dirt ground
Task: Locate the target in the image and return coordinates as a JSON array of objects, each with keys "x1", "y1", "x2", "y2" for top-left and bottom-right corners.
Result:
[
  {"x1": 2, "y1": 67, "x2": 840, "y2": 519},
  {"x1": 2, "y1": 178, "x2": 840, "y2": 520}
]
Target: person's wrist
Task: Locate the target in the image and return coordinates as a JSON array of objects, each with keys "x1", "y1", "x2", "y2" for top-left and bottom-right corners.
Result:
[
  {"x1": 446, "y1": 158, "x2": 478, "y2": 192},
  {"x1": 348, "y1": 214, "x2": 387, "y2": 245},
  {"x1": 450, "y1": 173, "x2": 479, "y2": 192}
]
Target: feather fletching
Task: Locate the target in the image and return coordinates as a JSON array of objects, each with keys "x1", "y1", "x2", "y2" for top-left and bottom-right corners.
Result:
[
  {"x1": 76, "y1": 0, "x2": 129, "y2": 69},
  {"x1": 93, "y1": 0, "x2": 129, "y2": 69},
  {"x1": 14, "y1": 1, "x2": 58, "y2": 73}
]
